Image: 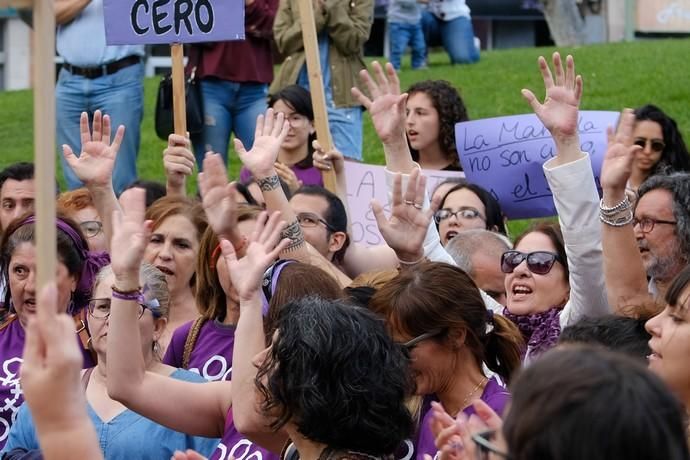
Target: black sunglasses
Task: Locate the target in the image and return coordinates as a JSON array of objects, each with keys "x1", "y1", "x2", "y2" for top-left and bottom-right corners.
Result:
[{"x1": 500, "y1": 250, "x2": 562, "y2": 275}]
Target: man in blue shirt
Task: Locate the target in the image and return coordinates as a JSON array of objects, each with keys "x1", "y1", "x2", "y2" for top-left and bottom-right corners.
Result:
[{"x1": 55, "y1": 0, "x2": 145, "y2": 195}]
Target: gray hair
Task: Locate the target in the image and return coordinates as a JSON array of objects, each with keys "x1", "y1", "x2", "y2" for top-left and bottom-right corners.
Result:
[
  {"x1": 94, "y1": 263, "x2": 170, "y2": 320},
  {"x1": 638, "y1": 172, "x2": 690, "y2": 263},
  {"x1": 445, "y1": 229, "x2": 513, "y2": 275}
]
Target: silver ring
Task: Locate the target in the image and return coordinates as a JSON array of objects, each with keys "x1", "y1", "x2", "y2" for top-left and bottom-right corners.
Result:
[
  {"x1": 450, "y1": 441, "x2": 463, "y2": 451},
  {"x1": 413, "y1": 203, "x2": 423, "y2": 210},
  {"x1": 404, "y1": 200, "x2": 415, "y2": 206}
]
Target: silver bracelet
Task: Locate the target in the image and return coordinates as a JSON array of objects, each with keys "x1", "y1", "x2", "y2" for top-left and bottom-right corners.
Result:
[
  {"x1": 599, "y1": 196, "x2": 631, "y2": 216},
  {"x1": 599, "y1": 210, "x2": 634, "y2": 227},
  {"x1": 398, "y1": 254, "x2": 426, "y2": 266}
]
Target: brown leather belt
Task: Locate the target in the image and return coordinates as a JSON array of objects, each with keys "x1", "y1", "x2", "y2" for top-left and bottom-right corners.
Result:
[{"x1": 62, "y1": 55, "x2": 141, "y2": 79}]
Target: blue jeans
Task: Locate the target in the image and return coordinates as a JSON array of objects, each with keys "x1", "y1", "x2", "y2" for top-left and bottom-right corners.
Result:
[
  {"x1": 388, "y1": 21, "x2": 426, "y2": 70},
  {"x1": 192, "y1": 79, "x2": 268, "y2": 169},
  {"x1": 56, "y1": 61, "x2": 144, "y2": 195},
  {"x1": 421, "y1": 12, "x2": 479, "y2": 64},
  {"x1": 328, "y1": 104, "x2": 363, "y2": 161}
]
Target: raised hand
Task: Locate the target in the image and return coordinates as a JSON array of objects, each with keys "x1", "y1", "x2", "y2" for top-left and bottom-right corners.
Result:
[
  {"x1": 372, "y1": 168, "x2": 439, "y2": 263},
  {"x1": 198, "y1": 153, "x2": 239, "y2": 239},
  {"x1": 312, "y1": 140, "x2": 345, "y2": 175},
  {"x1": 234, "y1": 109, "x2": 289, "y2": 178},
  {"x1": 164, "y1": 134, "x2": 196, "y2": 194},
  {"x1": 521, "y1": 53, "x2": 583, "y2": 145},
  {"x1": 62, "y1": 110, "x2": 125, "y2": 188},
  {"x1": 219, "y1": 211, "x2": 290, "y2": 301},
  {"x1": 111, "y1": 188, "x2": 151, "y2": 285},
  {"x1": 600, "y1": 109, "x2": 642, "y2": 193},
  {"x1": 274, "y1": 162, "x2": 302, "y2": 194},
  {"x1": 351, "y1": 61, "x2": 408, "y2": 145}
]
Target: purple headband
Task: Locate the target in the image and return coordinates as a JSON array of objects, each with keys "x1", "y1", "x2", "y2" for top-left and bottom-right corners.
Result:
[
  {"x1": 260, "y1": 259, "x2": 296, "y2": 316},
  {"x1": 21, "y1": 216, "x2": 111, "y2": 313}
]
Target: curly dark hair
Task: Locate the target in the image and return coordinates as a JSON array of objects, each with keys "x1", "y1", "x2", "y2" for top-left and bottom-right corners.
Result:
[
  {"x1": 407, "y1": 80, "x2": 468, "y2": 168},
  {"x1": 634, "y1": 105, "x2": 690, "y2": 177},
  {"x1": 255, "y1": 296, "x2": 414, "y2": 455}
]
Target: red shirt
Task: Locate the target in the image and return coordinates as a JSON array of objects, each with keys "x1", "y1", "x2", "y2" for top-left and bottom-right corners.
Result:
[{"x1": 188, "y1": 0, "x2": 278, "y2": 84}]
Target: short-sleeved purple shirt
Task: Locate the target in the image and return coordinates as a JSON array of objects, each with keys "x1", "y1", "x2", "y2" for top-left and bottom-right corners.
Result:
[
  {"x1": 0, "y1": 317, "x2": 95, "y2": 450},
  {"x1": 164, "y1": 319, "x2": 279, "y2": 460},
  {"x1": 413, "y1": 378, "x2": 510, "y2": 460}
]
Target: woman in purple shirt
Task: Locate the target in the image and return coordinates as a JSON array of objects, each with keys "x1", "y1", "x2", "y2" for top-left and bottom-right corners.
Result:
[
  {"x1": 240, "y1": 85, "x2": 324, "y2": 192},
  {"x1": 370, "y1": 262, "x2": 524, "y2": 460},
  {"x1": 0, "y1": 213, "x2": 104, "y2": 449}
]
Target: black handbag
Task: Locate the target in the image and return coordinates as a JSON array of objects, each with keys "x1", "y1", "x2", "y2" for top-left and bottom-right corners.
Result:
[{"x1": 154, "y1": 65, "x2": 204, "y2": 140}]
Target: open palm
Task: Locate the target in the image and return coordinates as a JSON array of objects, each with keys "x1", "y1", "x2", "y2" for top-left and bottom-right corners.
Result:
[
  {"x1": 199, "y1": 153, "x2": 238, "y2": 238},
  {"x1": 62, "y1": 110, "x2": 125, "y2": 187},
  {"x1": 235, "y1": 109, "x2": 289, "y2": 178},
  {"x1": 600, "y1": 109, "x2": 641, "y2": 191},
  {"x1": 110, "y1": 188, "x2": 150, "y2": 279},
  {"x1": 220, "y1": 211, "x2": 290, "y2": 301},
  {"x1": 522, "y1": 53, "x2": 582, "y2": 142}
]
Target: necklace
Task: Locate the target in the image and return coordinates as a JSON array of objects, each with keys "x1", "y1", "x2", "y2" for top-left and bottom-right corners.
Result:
[{"x1": 459, "y1": 377, "x2": 488, "y2": 412}]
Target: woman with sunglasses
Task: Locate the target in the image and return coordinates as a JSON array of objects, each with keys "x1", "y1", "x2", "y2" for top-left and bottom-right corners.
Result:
[
  {"x1": 428, "y1": 346, "x2": 690, "y2": 460},
  {"x1": 370, "y1": 261, "x2": 523, "y2": 459},
  {"x1": 497, "y1": 52, "x2": 609, "y2": 360},
  {"x1": 435, "y1": 183, "x2": 507, "y2": 246},
  {"x1": 627, "y1": 105, "x2": 690, "y2": 198},
  {"x1": 2, "y1": 262, "x2": 219, "y2": 458}
]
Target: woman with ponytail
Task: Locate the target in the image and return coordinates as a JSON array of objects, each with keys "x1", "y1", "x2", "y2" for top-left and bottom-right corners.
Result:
[{"x1": 369, "y1": 261, "x2": 523, "y2": 459}]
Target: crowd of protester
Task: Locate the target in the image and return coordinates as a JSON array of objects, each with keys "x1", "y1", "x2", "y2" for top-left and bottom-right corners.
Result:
[{"x1": 1, "y1": 2, "x2": 690, "y2": 458}]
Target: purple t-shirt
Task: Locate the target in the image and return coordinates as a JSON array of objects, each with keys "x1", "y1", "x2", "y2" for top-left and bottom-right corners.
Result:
[
  {"x1": 240, "y1": 164, "x2": 324, "y2": 189},
  {"x1": 0, "y1": 317, "x2": 95, "y2": 450},
  {"x1": 164, "y1": 319, "x2": 236, "y2": 382},
  {"x1": 412, "y1": 378, "x2": 510, "y2": 460},
  {"x1": 164, "y1": 319, "x2": 279, "y2": 460}
]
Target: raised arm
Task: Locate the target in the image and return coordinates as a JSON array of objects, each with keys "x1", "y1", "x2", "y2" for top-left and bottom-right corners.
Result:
[
  {"x1": 599, "y1": 109, "x2": 649, "y2": 312},
  {"x1": 61, "y1": 111, "x2": 123, "y2": 252},
  {"x1": 523, "y1": 52, "x2": 608, "y2": 323},
  {"x1": 352, "y1": 61, "x2": 415, "y2": 173},
  {"x1": 198, "y1": 153, "x2": 247, "y2": 257},
  {"x1": 236, "y1": 110, "x2": 352, "y2": 286},
  {"x1": 105, "y1": 189, "x2": 229, "y2": 438},
  {"x1": 222, "y1": 212, "x2": 291, "y2": 453}
]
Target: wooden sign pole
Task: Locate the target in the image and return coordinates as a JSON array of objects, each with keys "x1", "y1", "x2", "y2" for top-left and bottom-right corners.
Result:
[
  {"x1": 0, "y1": 0, "x2": 57, "y2": 295},
  {"x1": 296, "y1": 0, "x2": 337, "y2": 193},
  {"x1": 170, "y1": 43, "x2": 188, "y2": 136}
]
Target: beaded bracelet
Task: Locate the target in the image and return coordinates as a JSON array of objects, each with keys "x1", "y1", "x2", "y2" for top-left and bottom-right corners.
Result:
[
  {"x1": 599, "y1": 210, "x2": 634, "y2": 227},
  {"x1": 599, "y1": 196, "x2": 631, "y2": 216},
  {"x1": 397, "y1": 254, "x2": 426, "y2": 266},
  {"x1": 111, "y1": 289, "x2": 145, "y2": 303}
]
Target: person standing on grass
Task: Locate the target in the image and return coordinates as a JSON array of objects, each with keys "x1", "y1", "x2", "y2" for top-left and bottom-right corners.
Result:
[
  {"x1": 421, "y1": 0, "x2": 479, "y2": 65},
  {"x1": 55, "y1": 0, "x2": 145, "y2": 195},
  {"x1": 271, "y1": 0, "x2": 374, "y2": 161},
  {"x1": 387, "y1": 0, "x2": 427, "y2": 70}
]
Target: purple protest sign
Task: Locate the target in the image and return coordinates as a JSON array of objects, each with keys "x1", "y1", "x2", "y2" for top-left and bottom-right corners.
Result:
[
  {"x1": 456, "y1": 111, "x2": 619, "y2": 219},
  {"x1": 344, "y1": 162, "x2": 463, "y2": 247},
  {"x1": 104, "y1": 0, "x2": 245, "y2": 45}
]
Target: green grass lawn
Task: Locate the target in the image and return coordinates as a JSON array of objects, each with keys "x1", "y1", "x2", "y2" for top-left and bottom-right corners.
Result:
[{"x1": 2, "y1": 38, "x2": 690, "y2": 234}]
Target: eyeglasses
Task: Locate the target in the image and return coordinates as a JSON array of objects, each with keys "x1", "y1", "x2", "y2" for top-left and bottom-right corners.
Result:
[
  {"x1": 632, "y1": 216, "x2": 677, "y2": 233},
  {"x1": 87, "y1": 298, "x2": 161, "y2": 320},
  {"x1": 500, "y1": 250, "x2": 562, "y2": 275},
  {"x1": 401, "y1": 329, "x2": 444, "y2": 350},
  {"x1": 472, "y1": 430, "x2": 509, "y2": 460},
  {"x1": 296, "y1": 212, "x2": 336, "y2": 232},
  {"x1": 286, "y1": 113, "x2": 310, "y2": 128},
  {"x1": 79, "y1": 220, "x2": 103, "y2": 238},
  {"x1": 434, "y1": 207, "x2": 485, "y2": 224},
  {"x1": 633, "y1": 138, "x2": 665, "y2": 153}
]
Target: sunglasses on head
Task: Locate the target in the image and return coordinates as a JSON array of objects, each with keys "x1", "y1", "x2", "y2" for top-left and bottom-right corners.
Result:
[
  {"x1": 501, "y1": 250, "x2": 562, "y2": 275},
  {"x1": 633, "y1": 138, "x2": 665, "y2": 153}
]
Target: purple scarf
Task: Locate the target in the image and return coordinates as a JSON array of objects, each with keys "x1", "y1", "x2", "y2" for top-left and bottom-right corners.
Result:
[
  {"x1": 21, "y1": 216, "x2": 111, "y2": 313},
  {"x1": 503, "y1": 306, "x2": 562, "y2": 358}
]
